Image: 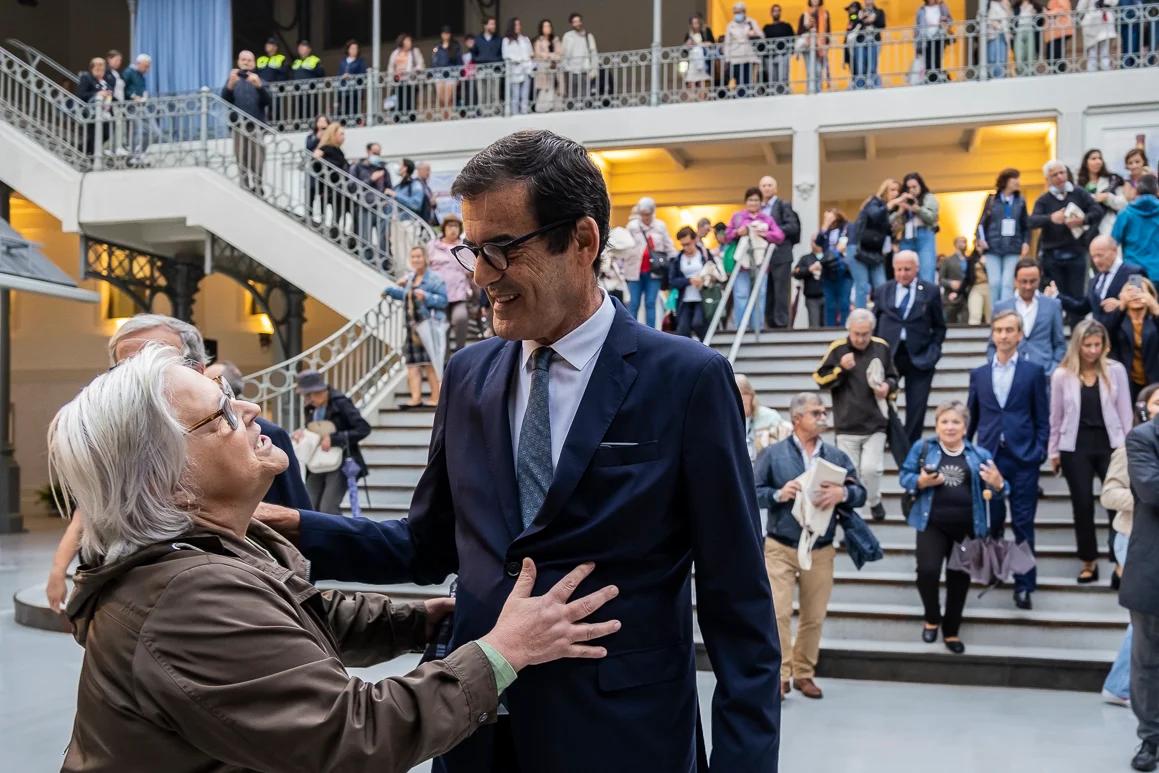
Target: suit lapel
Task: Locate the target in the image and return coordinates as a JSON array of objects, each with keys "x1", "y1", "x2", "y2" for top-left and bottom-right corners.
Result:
[
  {"x1": 479, "y1": 340, "x2": 524, "y2": 542},
  {"x1": 523, "y1": 306, "x2": 639, "y2": 539}
]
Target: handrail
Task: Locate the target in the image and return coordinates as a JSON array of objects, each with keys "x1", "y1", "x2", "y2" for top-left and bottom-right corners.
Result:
[
  {"x1": 702, "y1": 261, "x2": 742, "y2": 349},
  {"x1": 728, "y1": 248, "x2": 775, "y2": 365},
  {"x1": 0, "y1": 48, "x2": 94, "y2": 170},
  {"x1": 241, "y1": 296, "x2": 407, "y2": 429},
  {"x1": 4, "y1": 39, "x2": 79, "y2": 86}
]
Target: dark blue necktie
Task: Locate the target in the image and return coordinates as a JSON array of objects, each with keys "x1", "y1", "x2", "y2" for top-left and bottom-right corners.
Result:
[
  {"x1": 897, "y1": 285, "x2": 911, "y2": 317},
  {"x1": 517, "y1": 347, "x2": 555, "y2": 530}
]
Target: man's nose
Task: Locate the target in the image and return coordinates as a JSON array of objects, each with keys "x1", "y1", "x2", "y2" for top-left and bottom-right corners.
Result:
[{"x1": 474, "y1": 259, "x2": 500, "y2": 288}]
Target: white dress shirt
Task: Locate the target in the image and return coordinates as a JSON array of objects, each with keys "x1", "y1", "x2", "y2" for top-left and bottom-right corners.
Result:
[
  {"x1": 894, "y1": 280, "x2": 918, "y2": 340},
  {"x1": 992, "y1": 351, "x2": 1019, "y2": 409},
  {"x1": 1014, "y1": 293, "x2": 1039, "y2": 337},
  {"x1": 1096, "y1": 258, "x2": 1123, "y2": 300},
  {"x1": 510, "y1": 290, "x2": 616, "y2": 470}
]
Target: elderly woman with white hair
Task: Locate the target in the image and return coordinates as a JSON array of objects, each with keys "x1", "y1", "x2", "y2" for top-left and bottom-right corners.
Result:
[
  {"x1": 625, "y1": 196, "x2": 676, "y2": 328},
  {"x1": 50, "y1": 345, "x2": 620, "y2": 772},
  {"x1": 734, "y1": 373, "x2": 790, "y2": 461},
  {"x1": 1029, "y1": 159, "x2": 1105, "y2": 326}
]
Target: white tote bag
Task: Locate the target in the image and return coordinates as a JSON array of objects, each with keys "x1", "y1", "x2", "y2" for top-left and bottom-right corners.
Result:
[{"x1": 416, "y1": 317, "x2": 449, "y2": 380}]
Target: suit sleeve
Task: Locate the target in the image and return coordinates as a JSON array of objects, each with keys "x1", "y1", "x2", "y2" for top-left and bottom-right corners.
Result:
[
  {"x1": 681, "y1": 356, "x2": 780, "y2": 771},
  {"x1": 1033, "y1": 367, "x2": 1050, "y2": 462},
  {"x1": 929, "y1": 291, "x2": 947, "y2": 348},
  {"x1": 967, "y1": 370, "x2": 980, "y2": 443},
  {"x1": 1127, "y1": 424, "x2": 1159, "y2": 508},
  {"x1": 1049, "y1": 301, "x2": 1067, "y2": 370},
  {"x1": 1048, "y1": 370, "x2": 1064, "y2": 460}
]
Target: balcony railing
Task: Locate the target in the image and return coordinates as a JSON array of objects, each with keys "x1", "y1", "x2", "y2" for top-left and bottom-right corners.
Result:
[{"x1": 253, "y1": 7, "x2": 1158, "y2": 132}]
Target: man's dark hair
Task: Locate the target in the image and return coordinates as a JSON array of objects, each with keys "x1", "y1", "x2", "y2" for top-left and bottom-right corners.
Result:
[
  {"x1": 676, "y1": 226, "x2": 696, "y2": 241},
  {"x1": 569, "y1": 12, "x2": 583, "y2": 22},
  {"x1": 1013, "y1": 258, "x2": 1041, "y2": 278},
  {"x1": 452, "y1": 130, "x2": 610, "y2": 275},
  {"x1": 365, "y1": 142, "x2": 379, "y2": 153},
  {"x1": 1138, "y1": 174, "x2": 1159, "y2": 197},
  {"x1": 743, "y1": 186, "x2": 761, "y2": 201}
]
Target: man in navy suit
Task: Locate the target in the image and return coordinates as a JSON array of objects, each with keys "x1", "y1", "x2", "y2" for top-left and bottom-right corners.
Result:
[
  {"x1": 967, "y1": 309, "x2": 1050, "y2": 610},
  {"x1": 986, "y1": 260, "x2": 1065, "y2": 374},
  {"x1": 872, "y1": 251, "x2": 947, "y2": 445},
  {"x1": 260, "y1": 130, "x2": 781, "y2": 772},
  {"x1": 1050, "y1": 234, "x2": 1148, "y2": 329}
]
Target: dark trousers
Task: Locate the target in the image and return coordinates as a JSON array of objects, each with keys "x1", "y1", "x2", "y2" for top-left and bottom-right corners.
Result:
[
  {"x1": 1132, "y1": 610, "x2": 1159, "y2": 746},
  {"x1": 730, "y1": 63, "x2": 753, "y2": 97},
  {"x1": 1059, "y1": 436, "x2": 1115, "y2": 563},
  {"x1": 989, "y1": 446, "x2": 1041, "y2": 593},
  {"x1": 803, "y1": 296, "x2": 824, "y2": 328},
  {"x1": 1042, "y1": 250, "x2": 1088, "y2": 326},
  {"x1": 433, "y1": 716, "x2": 521, "y2": 773},
  {"x1": 676, "y1": 300, "x2": 708, "y2": 340},
  {"x1": 915, "y1": 519, "x2": 972, "y2": 637},
  {"x1": 923, "y1": 39, "x2": 946, "y2": 82},
  {"x1": 764, "y1": 260, "x2": 793, "y2": 328},
  {"x1": 895, "y1": 343, "x2": 935, "y2": 445}
]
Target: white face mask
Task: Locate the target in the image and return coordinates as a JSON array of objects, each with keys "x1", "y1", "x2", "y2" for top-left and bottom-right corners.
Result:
[{"x1": 734, "y1": 12, "x2": 747, "y2": 22}]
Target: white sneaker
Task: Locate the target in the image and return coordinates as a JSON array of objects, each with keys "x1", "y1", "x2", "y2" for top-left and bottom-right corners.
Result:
[{"x1": 1102, "y1": 688, "x2": 1130, "y2": 708}]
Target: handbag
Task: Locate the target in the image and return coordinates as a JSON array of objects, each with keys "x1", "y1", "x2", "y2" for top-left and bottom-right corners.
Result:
[{"x1": 721, "y1": 241, "x2": 737, "y2": 275}]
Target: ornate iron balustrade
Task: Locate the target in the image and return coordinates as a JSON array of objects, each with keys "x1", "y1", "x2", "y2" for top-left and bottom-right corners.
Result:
[
  {"x1": 0, "y1": 48, "x2": 94, "y2": 170},
  {"x1": 240, "y1": 295, "x2": 407, "y2": 428}
]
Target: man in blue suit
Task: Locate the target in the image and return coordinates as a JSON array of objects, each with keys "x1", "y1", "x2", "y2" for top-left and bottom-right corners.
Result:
[
  {"x1": 872, "y1": 251, "x2": 947, "y2": 444},
  {"x1": 261, "y1": 130, "x2": 781, "y2": 772},
  {"x1": 968, "y1": 309, "x2": 1050, "y2": 610},
  {"x1": 986, "y1": 260, "x2": 1065, "y2": 374},
  {"x1": 1050, "y1": 234, "x2": 1148, "y2": 329}
]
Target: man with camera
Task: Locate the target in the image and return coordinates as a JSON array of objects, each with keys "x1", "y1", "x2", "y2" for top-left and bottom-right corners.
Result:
[
  {"x1": 352, "y1": 142, "x2": 395, "y2": 264},
  {"x1": 221, "y1": 50, "x2": 271, "y2": 193},
  {"x1": 845, "y1": 0, "x2": 887, "y2": 89}
]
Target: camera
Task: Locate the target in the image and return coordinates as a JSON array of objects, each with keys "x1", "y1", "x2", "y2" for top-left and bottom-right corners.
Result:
[{"x1": 236, "y1": 70, "x2": 253, "y2": 80}]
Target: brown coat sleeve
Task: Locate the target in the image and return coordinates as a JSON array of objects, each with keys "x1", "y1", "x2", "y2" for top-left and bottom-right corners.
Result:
[
  {"x1": 320, "y1": 589, "x2": 427, "y2": 667},
  {"x1": 133, "y1": 562, "x2": 497, "y2": 773}
]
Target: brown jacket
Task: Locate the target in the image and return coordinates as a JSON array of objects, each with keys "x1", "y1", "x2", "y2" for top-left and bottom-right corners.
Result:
[{"x1": 62, "y1": 520, "x2": 497, "y2": 772}]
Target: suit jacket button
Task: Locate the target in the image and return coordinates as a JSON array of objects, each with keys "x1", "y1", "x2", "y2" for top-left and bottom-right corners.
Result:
[
  {"x1": 505, "y1": 561, "x2": 521, "y2": 577},
  {"x1": 478, "y1": 712, "x2": 489, "y2": 723}
]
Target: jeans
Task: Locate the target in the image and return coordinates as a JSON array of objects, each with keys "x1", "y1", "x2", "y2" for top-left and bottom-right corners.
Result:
[
  {"x1": 900, "y1": 227, "x2": 937, "y2": 284},
  {"x1": 627, "y1": 273, "x2": 661, "y2": 328},
  {"x1": 867, "y1": 40, "x2": 881, "y2": 87},
  {"x1": 823, "y1": 273, "x2": 854, "y2": 326},
  {"x1": 985, "y1": 253, "x2": 1020, "y2": 305},
  {"x1": 507, "y1": 77, "x2": 531, "y2": 114},
  {"x1": 766, "y1": 51, "x2": 792, "y2": 94},
  {"x1": 357, "y1": 210, "x2": 390, "y2": 266},
  {"x1": 848, "y1": 248, "x2": 887, "y2": 308},
  {"x1": 732, "y1": 268, "x2": 767, "y2": 333},
  {"x1": 986, "y1": 36, "x2": 1008, "y2": 79},
  {"x1": 1086, "y1": 39, "x2": 1113, "y2": 71},
  {"x1": 804, "y1": 52, "x2": 824, "y2": 93},
  {"x1": 850, "y1": 43, "x2": 870, "y2": 89},
  {"x1": 1014, "y1": 28, "x2": 1037, "y2": 75},
  {"x1": 675, "y1": 300, "x2": 708, "y2": 339},
  {"x1": 1104, "y1": 532, "x2": 1132, "y2": 700}
]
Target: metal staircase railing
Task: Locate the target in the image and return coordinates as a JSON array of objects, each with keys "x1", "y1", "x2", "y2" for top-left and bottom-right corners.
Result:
[
  {"x1": 241, "y1": 296, "x2": 407, "y2": 430},
  {"x1": 4, "y1": 39, "x2": 80, "y2": 87},
  {"x1": 0, "y1": 47, "x2": 94, "y2": 170}
]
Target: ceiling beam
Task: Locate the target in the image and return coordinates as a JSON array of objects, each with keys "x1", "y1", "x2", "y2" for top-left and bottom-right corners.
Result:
[
  {"x1": 664, "y1": 147, "x2": 692, "y2": 170},
  {"x1": 959, "y1": 128, "x2": 980, "y2": 152},
  {"x1": 864, "y1": 134, "x2": 877, "y2": 162}
]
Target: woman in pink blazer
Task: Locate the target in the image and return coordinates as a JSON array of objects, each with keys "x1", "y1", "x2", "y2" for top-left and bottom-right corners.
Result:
[{"x1": 1048, "y1": 319, "x2": 1134, "y2": 584}]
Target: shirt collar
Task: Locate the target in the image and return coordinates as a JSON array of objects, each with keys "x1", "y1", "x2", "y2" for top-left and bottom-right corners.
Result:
[
  {"x1": 1014, "y1": 292, "x2": 1038, "y2": 311},
  {"x1": 993, "y1": 351, "x2": 1019, "y2": 370},
  {"x1": 521, "y1": 290, "x2": 615, "y2": 373},
  {"x1": 790, "y1": 432, "x2": 823, "y2": 459},
  {"x1": 1106, "y1": 257, "x2": 1123, "y2": 277}
]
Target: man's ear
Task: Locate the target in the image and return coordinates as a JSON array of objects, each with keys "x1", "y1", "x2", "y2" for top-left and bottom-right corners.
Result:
[{"x1": 574, "y1": 216, "x2": 600, "y2": 265}]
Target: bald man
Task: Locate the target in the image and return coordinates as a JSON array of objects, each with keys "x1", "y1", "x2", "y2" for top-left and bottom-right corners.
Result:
[
  {"x1": 1050, "y1": 234, "x2": 1148, "y2": 329},
  {"x1": 872, "y1": 250, "x2": 946, "y2": 444},
  {"x1": 759, "y1": 176, "x2": 801, "y2": 328}
]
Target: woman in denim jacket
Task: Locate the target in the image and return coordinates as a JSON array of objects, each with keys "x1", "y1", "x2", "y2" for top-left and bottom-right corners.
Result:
[
  {"x1": 384, "y1": 246, "x2": 448, "y2": 408},
  {"x1": 900, "y1": 400, "x2": 1007, "y2": 654}
]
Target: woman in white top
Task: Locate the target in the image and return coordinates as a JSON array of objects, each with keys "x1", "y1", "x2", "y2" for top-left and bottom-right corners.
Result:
[
  {"x1": 502, "y1": 18, "x2": 534, "y2": 115},
  {"x1": 670, "y1": 225, "x2": 721, "y2": 340},
  {"x1": 914, "y1": 0, "x2": 954, "y2": 83},
  {"x1": 1077, "y1": 148, "x2": 1128, "y2": 236},
  {"x1": 532, "y1": 19, "x2": 562, "y2": 112},
  {"x1": 723, "y1": 2, "x2": 763, "y2": 97},
  {"x1": 985, "y1": 0, "x2": 1014, "y2": 78},
  {"x1": 683, "y1": 13, "x2": 716, "y2": 97},
  {"x1": 387, "y1": 34, "x2": 425, "y2": 118},
  {"x1": 1076, "y1": 0, "x2": 1119, "y2": 71}
]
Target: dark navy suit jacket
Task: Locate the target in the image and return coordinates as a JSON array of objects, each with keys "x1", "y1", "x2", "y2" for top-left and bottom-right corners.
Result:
[
  {"x1": 966, "y1": 357, "x2": 1049, "y2": 465},
  {"x1": 255, "y1": 417, "x2": 312, "y2": 510},
  {"x1": 298, "y1": 300, "x2": 781, "y2": 772},
  {"x1": 1059, "y1": 261, "x2": 1148, "y2": 328},
  {"x1": 871, "y1": 280, "x2": 946, "y2": 371}
]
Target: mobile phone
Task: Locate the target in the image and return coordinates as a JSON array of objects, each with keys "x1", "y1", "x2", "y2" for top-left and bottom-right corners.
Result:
[
  {"x1": 1128, "y1": 274, "x2": 1146, "y2": 290},
  {"x1": 923, "y1": 463, "x2": 939, "y2": 475}
]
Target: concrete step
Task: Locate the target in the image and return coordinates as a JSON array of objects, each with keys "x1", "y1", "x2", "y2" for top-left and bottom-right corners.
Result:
[
  {"x1": 716, "y1": 337, "x2": 989, "y2": 360},
  {"x1": 834, "y1": 542, "x2": 1100, "y2": 576},
  {"x1": 829, "y1": 571, "x2": 1119, "y2": 613},
  {"x1": 864, "y1": 511, "x2": 1103, "y2": 550},
  {"x1": 375, "y1": 409, "x2": 440, "y2": 426},
  {"x1": 727, "y1": 370, "x2": 973, "y2": 393},
  {"x1": 710, "y1": 325, "x2": 991, "y2": 347},
  {"x1": 735, "y1": 354, "x2": 981, "y2": 375}
]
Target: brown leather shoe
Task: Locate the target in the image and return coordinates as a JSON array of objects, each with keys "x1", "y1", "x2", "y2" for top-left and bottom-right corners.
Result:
[
  {"x1": 792, "y1": 678, "x2": 823, "y2": 699},
  {"x1": 781, "y1": 680, "x2": 791, "y2": 697}
]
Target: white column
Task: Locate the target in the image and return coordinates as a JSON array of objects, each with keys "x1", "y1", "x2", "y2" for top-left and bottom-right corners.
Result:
[
  {"x1": 1055, "y1": 110, "x2": 1085, "y2": 169},
  {"x1": 791, "y1": 127, "x2": 821, "y2": 329},
  {"x1": 372, "y1": 0, "x2": 382, "y2": 73},
  {"x1": 650, "y1": 0, "x2": 662, "y2": 106}
]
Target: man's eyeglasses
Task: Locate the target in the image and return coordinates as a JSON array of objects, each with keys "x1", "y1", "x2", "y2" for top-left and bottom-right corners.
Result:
[
  {"x1": 183, "y1": 376, "x2": 239, "y2": 435},
  {"x1": 451, "y1": 218, "x2": 575, "y2": 273}
]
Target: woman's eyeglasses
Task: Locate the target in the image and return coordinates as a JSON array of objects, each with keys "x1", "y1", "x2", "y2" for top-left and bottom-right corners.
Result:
[
  {"x1": 451, "y1": 218, "x2": 575, "y2": 273},
  {"x1": 183, "y1": 376, "x2": 239, "y2": 435}
]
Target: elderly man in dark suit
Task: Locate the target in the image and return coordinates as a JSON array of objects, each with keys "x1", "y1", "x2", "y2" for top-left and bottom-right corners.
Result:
[
  {"x1": 1124, "y1": 415, "x2": 1159, "y2": 772},
  {"x1": 1050, "y1": 234, "x2": 1148, "y2": 329},
  {"x1": 968, "y1": 309, "x2": 1050, "y2": 610},
  {"x1": 872, "y1": 250, "x2": 947, "y2": 445},
  {"x1": 987, "y1": 259, "x2": 1066, "y2": 375},
  {"x1": 259, "y1": 130, "x2": 781, "y2": 773}
]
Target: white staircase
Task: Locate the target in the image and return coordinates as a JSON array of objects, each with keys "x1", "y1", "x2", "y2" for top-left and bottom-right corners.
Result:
[{"x1": 333, "y1": 324, "x2": 1126, "y2": 691}]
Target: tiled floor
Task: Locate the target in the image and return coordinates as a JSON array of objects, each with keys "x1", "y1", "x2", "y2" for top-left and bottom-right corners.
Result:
[{"x1": 0, "y1": 523, "x2": 1142, "y2": 772}]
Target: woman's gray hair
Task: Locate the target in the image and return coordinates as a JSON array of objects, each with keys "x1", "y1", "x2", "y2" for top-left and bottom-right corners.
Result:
[
  {"x1": 934, "y1": 399, "x2": 970, "y2": 427},
  {"x1": 637, "y1": 196, "x2": 656, "y2": 213},
  {"x1": 107, "y1": 314, "x2": 207, "y2": 367},
  {"x1": 48, "y1": 345, "x2": 193, "y2": 565}
]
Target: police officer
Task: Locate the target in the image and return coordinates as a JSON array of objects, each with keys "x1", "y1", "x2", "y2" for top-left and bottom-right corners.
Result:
[
  {"x1": 256, "y1": 37, "x2": 288, "y2": 83},
  {"x1": 291, "y1": 39, "x2": 325, "y2": 125}
]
